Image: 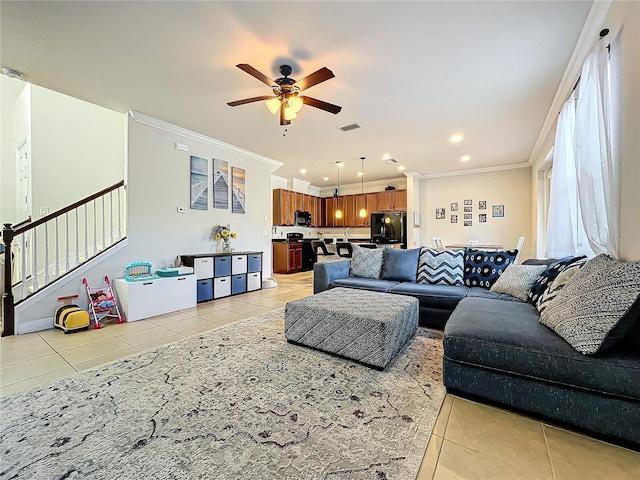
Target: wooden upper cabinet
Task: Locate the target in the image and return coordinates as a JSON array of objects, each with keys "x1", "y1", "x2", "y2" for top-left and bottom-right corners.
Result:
[
  {"x1": 392, "y1": 190, "x2": 407, "y2": 211},
  {"x1": 334, "y1": 196, "x2": 345, "y2": 227},
  {"x1": 323, "y1": 197, "x2": 335, "y2": 227},
  {"x1": 344, "y1": 195, "x2": 356, "y2": 227},
  {"x1": 303, "y1": 194, "x2": 312, "y2": 213},
  {"x1": 354, "y1": 194, "x2": 367, "y2": 227},
  {"x1": 374, "y1": 190, "x2": 407, "y2": 212},
  {"x1": 273, "y1": 189, "x2": 294, "y2": 225},
  {"x1": 294, "y1": 192, "x2": 304, "y2": 212},
  {"x1": 376, "y1": 191, "x2": 393, "y2": 211}
]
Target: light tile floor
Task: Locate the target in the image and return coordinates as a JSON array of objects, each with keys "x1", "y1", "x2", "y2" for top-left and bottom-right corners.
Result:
[{"x1": 1, "y1": 271, "x2": 638, "y2": 479}]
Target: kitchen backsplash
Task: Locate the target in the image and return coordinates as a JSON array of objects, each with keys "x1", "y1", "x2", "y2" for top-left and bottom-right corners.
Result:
[{"x1": 272, "y1": 226, "x2": 371, "y2": 241}]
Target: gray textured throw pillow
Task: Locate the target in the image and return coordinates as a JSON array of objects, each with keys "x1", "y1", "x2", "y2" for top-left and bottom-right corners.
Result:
[
  {"x1": 350, "y1": 245, "x2": 384, "y2": 279},
  {"x1": 540, "y1": 254, "x2": 640, "y2": 356},
  {"x1": 490, "y1": 264, "x2": 547, "y2": 301}
]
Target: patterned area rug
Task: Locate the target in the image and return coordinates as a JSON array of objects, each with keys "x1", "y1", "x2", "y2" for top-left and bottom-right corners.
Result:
[{"x1": 1, "y1": 309, "x2": 445, "y2": 479}]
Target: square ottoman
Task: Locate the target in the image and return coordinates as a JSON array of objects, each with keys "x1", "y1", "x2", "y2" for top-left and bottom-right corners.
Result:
[{"x1": 284, "y1": 287, "x2": 419, "y2": 370}]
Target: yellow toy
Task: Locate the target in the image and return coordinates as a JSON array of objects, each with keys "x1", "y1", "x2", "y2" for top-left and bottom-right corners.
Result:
[{"x1": 54, "y1": 294, "x2": 90, "y2": 333}]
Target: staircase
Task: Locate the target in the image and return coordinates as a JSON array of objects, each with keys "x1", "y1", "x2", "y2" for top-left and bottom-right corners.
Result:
[{"x1": 1, "y1": 181, "x2": 126, "y2": 336}]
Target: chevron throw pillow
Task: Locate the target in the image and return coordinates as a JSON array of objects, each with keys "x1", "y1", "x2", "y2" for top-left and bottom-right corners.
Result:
[{"x1": 417, "y1": 248, "x2": 464, "y2": 286}]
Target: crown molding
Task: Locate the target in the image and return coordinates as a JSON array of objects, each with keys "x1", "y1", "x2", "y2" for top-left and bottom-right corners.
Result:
[
  {"x1": 128, "y1": 111, "x2": 284, "y2": 169},
  {"x1": 412, "y1": 162, "x2": 530, "y2": 180},
  {"x1": 528, "y1": 0, "x2": 613, "y2": 165}
]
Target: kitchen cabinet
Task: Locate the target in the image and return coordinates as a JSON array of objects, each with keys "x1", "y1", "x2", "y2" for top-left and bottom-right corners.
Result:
[
  {"x1": 344, "y1": 195, "x2": 357, "y2": 227},
  {"x1": 273, "y1": 189, "x2": 294, "y2": 225},
  {"x1": 375, "y1": 190, "x2": 406, "y2": 211},
  {"x1": 273, "y1": 242, "x2": 302, "y2": 273}
]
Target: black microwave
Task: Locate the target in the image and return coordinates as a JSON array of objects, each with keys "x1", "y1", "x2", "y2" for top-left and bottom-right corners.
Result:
[{"x1": 294, "y1": 210, "x2": 312, "y2": 226}]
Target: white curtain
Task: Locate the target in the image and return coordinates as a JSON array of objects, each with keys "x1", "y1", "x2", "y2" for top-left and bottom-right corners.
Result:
[
  {"x1": 546, "y1": 93, "x2": 582, "y2": 258},
  {"x1": 574, "y1": 51, "x2": 618, "y2": 257}
]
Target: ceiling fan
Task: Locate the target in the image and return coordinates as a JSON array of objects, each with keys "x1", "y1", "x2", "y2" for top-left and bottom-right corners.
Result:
[{"x1": 227, "y1": 64, "x2": 342, "y2": 126}]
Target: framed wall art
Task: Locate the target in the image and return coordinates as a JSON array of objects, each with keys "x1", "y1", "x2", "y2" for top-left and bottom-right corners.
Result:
[
  {"x1": 464, "y1": 220, "x2": 472, "y2": 227},
  {"x1": 479, "y1": 200, "x2": 487, "y2": 210},
  {"x1": 213, "y1": 158, "x2": 229, "y2": 209},
  {"x1": 463, "y1": 206, "x2": 472, "y2": 213},
  {"x1": 492, "y1": 205, "x2": 504, "y2": 217},
  {"x1": 436, "y1": 208, "x2": 445, "y2": 219},
  {"x1": 232, "y1": 167, "x2": 246, "y2": 214},
  {"x1": 464, "y1": 213, "x2": 472, "y2": 220},
  {"x1": 464, "y1": 199, "x2": 472, "y2": 206},
  {"x1": 479, "y1": 214, "x2": 487, "y2": 223},
  {"x1": 189, "y1": 156, "x2": 208, "y2": 211},
  {"x1": 451, "y1": 215, "x2": 458, "y2": 223},
  {"x1": 451, "y1": 202, "x2": 458, "y2": 212}
]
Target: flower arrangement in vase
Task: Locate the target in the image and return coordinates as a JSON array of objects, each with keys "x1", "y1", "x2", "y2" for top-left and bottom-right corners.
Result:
[{"x1": 213, "y1": 224, "x2": 237, "y2": 253}]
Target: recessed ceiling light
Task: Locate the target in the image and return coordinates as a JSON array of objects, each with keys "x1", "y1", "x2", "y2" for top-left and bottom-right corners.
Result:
[
  {"x1": 300, "y1": 168, "x2": 307, "y2": 174},
  {"x1": 2, "y1": 67, "x2": 23, "y2": 80},
  {"x1": 323, "y1": 176, "x2": 329, "y2": 181},
  {"x1": 382, "y1": 154, "x2": 391, "y2": 161},
  {"x1": 450, "y1": 133, "x2": 464, "y2": 143},
  {"x1": 461, "y1": 155, "x2": 471, "y2": 162},
  {"x1": 357, "y1": 171, "x2": 364, "y2": 176},
  {"x1": 397, "y1": 165, "x2": 406, "y2": 171}
]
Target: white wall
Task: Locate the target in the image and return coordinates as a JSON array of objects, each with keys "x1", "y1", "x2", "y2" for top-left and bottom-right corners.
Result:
[
  {"x1": 420, "y1": 167, "x2": 532, "y2": 259},
  {"x1": 113, "y1": 113, "x2": 281, "y2": 277},
  {"x1": 30, "y1": 85, "x2": 125, "y2": 214},
  {"x1": 1, "y1": 77, "x2": 31, "y2": 225}
]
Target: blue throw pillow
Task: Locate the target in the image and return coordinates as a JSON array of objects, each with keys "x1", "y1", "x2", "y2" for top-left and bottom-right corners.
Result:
[
  {"x1": 463, "y1": 249, "x2": 518, "y2": 288},
  {"x1": 381, "y1": 247, "x2": 420, "y2": 282},
  {"x1": 527, "y1": 256, "x2": 587, "y2": 306}
]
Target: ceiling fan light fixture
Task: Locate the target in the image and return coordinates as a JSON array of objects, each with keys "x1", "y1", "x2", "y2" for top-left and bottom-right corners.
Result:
[
  {"x1": 283, "y1": 105, "x2": 297, "y2": 121},
  {"x1": 288, "y1": 96, "x2": 303, "y2": 113},
  {"x1": 266, "y1": 97, "x2": 281, "y2": 114}
]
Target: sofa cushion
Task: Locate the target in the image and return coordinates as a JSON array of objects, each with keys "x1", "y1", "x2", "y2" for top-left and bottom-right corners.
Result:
[
  {"x1": 527, "y1": 256, "x2": 587, "y2": 307},
  {"x1": 536, "y1": 259, "x2": 587, "y2": 315},
  {"x1": 490, "y1": 264, "x2": 547, "y2": 301},
  {"x1": 349, "y1": 245, "x2": 384, "y2": 279},
  {"x1": 330, "y1": 277, "x2": 400, "y2": 293},
  {"x1": 381, "y1": 247, "x2": 420, "y2": 282},
  {"x1": 463, "y1": 249, "x2": 518, "y2": 289},
  {"x1": 540, "y1": 254, "x2": 640, "y2": 356},
  {"x1": 466, "y1": 287, "x2": 526, "y2": 303},
  {"x1": 444, "y1": 297, "x2": 640, "y2": 400},
  {"x1": 417, "y1": 248, "x2": 464, "y2": 286},
  {"x1": 388, "y1": 282, "x2": 468, "y2": 310}
]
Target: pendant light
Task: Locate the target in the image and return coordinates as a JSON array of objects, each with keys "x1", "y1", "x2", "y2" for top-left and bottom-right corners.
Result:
[
  {"x1": 359, "y1": 156, "x2": 367, "y2": 218},
  {"x1": 334, "y1": 161, "x2": 343, "y2": 219}
]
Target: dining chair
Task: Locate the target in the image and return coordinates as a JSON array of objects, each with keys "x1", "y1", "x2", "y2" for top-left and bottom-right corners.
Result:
[{"x1": 514, "y1": 236, "x2": 525, "y2": 263}]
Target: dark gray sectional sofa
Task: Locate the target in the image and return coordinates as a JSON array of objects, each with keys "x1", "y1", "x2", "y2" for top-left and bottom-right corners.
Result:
[{"x1": 313, "y1": 258, "x2": 640, "y2": 447}]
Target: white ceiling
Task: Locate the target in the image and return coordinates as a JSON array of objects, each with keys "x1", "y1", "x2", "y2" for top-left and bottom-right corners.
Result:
[{"x1": 1, "y1": 1, "x2": 592, "y2": 187}]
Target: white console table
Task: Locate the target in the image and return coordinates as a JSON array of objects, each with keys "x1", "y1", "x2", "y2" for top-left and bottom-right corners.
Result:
[{"x1": 114, "y1": 275, "x2": 196, "y2": 322}]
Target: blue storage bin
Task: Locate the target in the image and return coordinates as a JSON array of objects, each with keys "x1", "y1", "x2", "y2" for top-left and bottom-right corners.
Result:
[
  {"x1": 247, "y1": 254, "x2": 262, "y2": 273},
  {"x1": 231, "y1": 274, "x2": 247, "y2": 295},
  {"x1": 215, "y1": 256, "x2": 231, "y2": 277},
  {"x1": 197, "y1": 279, "x2": 213, "y2": 302}
]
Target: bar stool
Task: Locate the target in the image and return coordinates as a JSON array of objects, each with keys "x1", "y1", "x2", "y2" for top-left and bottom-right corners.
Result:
[
  {"x1": 311, "y1": 241, "x2": 336, "y2": 262},
  {"x1": 336, "y1": 242, "x2": 353, "y2": 258}
]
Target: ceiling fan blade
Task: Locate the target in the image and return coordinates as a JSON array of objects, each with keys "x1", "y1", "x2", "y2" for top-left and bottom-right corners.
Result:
[
  {"x1": 293, "y1": 67, "x2": 335, "y2": 91},
  {"x1": 236, "y1": 64, "x2": 276, "y2": 88},
  {"x1": 301, "y1": 96, "x2": 342, "y2": 114},
  {"x1": 227, "y1": 95, "x2": 275, "y2": 107}
]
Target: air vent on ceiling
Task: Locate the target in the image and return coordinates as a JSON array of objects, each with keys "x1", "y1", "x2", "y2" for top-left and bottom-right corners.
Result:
[
  {"x1": 337, "y1": 123, "x2": 361, "y2": 132},
  {"x1": 384, "y1": 157, "x2": 398, "y2": 164}
]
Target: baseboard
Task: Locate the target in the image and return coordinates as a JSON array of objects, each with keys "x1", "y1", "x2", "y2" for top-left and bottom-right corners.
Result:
[{"x1": 17, "y1": 317, "x2": 53, "y2": 335}]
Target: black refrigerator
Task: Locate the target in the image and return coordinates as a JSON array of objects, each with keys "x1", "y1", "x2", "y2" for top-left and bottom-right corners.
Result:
[{"x1": 370, "y1": 212, "x2": 407, "y2": 248}]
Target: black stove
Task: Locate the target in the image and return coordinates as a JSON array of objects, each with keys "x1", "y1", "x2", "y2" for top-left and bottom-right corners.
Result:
[
  {"x1": 286, "y1": 232, "x2": 304, "y2": 242},
  {"x1": 286, "y1": 232, "x2": 316, "y2": 270}
]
